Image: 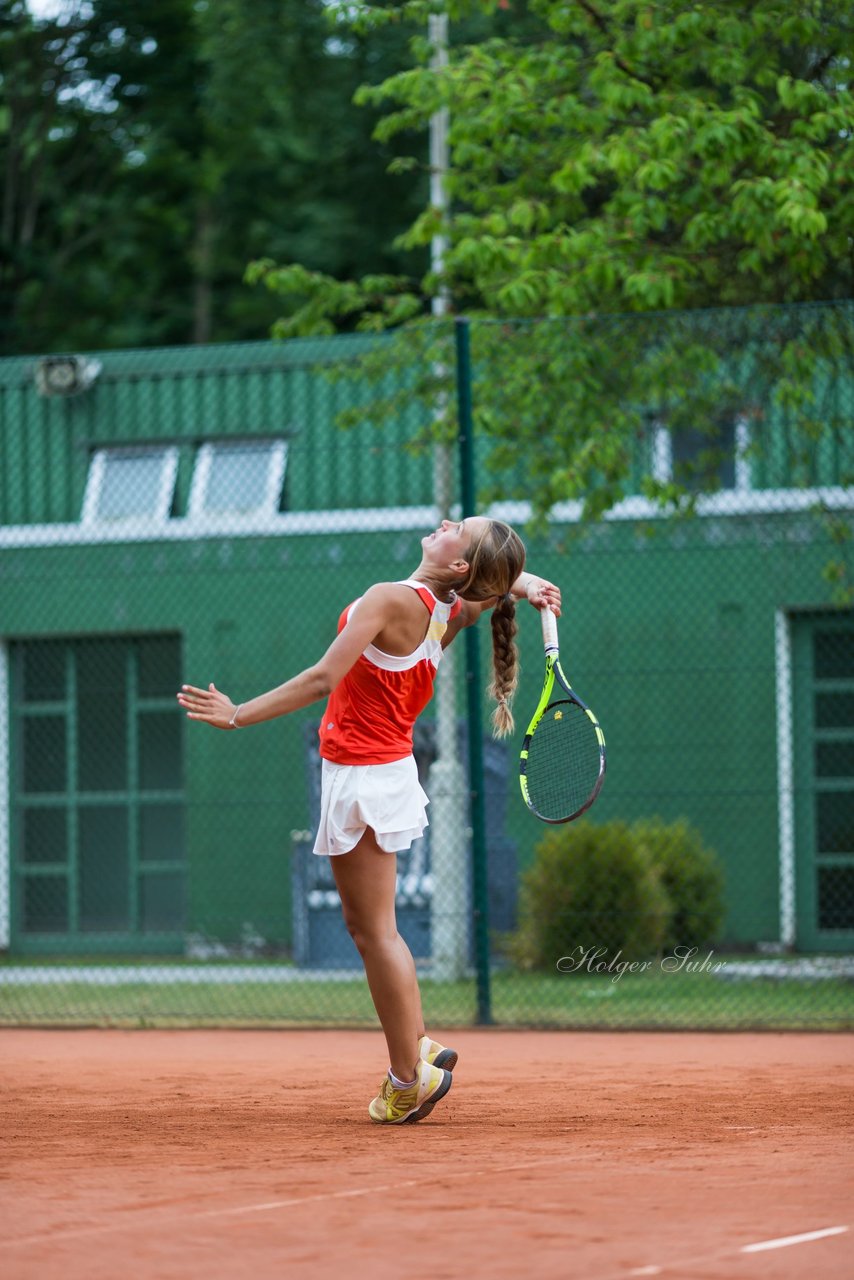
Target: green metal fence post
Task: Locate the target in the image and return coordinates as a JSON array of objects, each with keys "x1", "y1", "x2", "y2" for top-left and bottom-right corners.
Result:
[{"x1": 455, "y1": 316, "x2": 493, "y2": 1025}]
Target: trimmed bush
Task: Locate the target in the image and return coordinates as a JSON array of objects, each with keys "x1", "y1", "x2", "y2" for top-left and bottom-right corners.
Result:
[
  {"x1": 507, "y1": 819, "x2": 670, "y2": 971},
  {"x1": 633, "y1": 817, "x2": 725, "y2": 953},
  {"x1": 506, "y1": 816, "x2": 726, "y2": 973}
]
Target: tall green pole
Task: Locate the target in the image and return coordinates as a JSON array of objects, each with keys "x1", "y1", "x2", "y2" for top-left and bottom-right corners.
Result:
[{"x1": 455, "y1": 316, "x2": 492, "y2": 1025}]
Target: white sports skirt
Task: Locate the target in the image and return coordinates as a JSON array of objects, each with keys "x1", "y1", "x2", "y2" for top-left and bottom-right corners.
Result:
[{"x1": 312, "y1": 756, "x2": 430, "y2": 856}]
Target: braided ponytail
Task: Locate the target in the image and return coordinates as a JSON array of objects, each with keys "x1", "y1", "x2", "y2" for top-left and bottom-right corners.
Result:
[
  {"x1": 488, "y1": 594, "x2": 519, "y2": 738},
  {"x1": 455, "y1": 520, "x2": 526, "y2": 738}
]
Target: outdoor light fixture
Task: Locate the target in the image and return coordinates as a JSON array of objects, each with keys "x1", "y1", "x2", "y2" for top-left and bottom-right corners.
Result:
[{"x1": 35, "y1": 355, "x2": 102, "y2": 397}]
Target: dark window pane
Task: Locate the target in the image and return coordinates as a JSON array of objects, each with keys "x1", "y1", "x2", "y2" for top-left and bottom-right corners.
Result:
[
  {"x1": 815, "y1": 741, "x2": 854, "y2": 779},
  {"x1": 140, "y1": 804, "x2": 185, "y2": 863},
  {"x1": 140, "y1": 871, "x2": 185, "y2": 932},
  {"x1": 21, "y1": 641, "x2": 66, "y2": 703},
  {"x1": 78, "y1": 806, "x2": 129, "y2": 931},
  {"x1": 77, "y1": 643, "x2": 126, "y2": 791},
  {"x1": 22, "y1": 716, "x2": 66, "y2": 793},
  {"x1": 139, "y1": 712, "x2": 182, "y2": 790},
  {"x1": 816, "y1": 791, "x2": 854, "y2": 855},
  {"x1": 22, "y1": 875, "x2": 67, "y2": 932},
  {"x1": 22, "y1": 808, "x2": 67, "y2": 865},
  {"x1": 814, "y1": 629, "x2": 854, "y2": 680},
  {"x1": 818, "y1": 865, "x2": 854, "y2": 930},
  {"x1": 137, "y1": 637, "x2": 181, "y2": 699},
  {"x1": 76, "y1": 639, "x2": 127, "y2": 696},
  {"x1": 815, "y1": 693, "x2": 854, "y2": 730},
  {"x1": 671, "y1": 419, "x2": 736, "y2": 492}
]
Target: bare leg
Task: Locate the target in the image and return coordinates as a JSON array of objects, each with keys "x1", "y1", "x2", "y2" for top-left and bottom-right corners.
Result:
[{"x1": 331, "y1": 829, "x2": 423, "y2": 1081}]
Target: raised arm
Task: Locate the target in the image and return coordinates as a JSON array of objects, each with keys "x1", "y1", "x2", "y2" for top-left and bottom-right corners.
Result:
[
  {"x1": 176, "y1": 584, "x2": 400, "y2": 730},
  {"x1": 509, "y1": 570, "x2": 561, "y2": 614},
  {"x1": 450, "y1": 571, "x2": 562, "y2": 634}
]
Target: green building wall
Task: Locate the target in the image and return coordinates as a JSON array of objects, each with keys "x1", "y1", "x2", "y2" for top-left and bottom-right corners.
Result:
[
  {"x1": 0, "y1": 336, "x2": 436, "y2": 526},
  {"x1": 2, "y1": 332, "x2": 852, "y2": 957},
  {"x1": 1, "y1": 507, "x2": 846, "y2": 953}
]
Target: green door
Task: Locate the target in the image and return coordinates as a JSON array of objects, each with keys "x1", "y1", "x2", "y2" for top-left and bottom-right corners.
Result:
[
  {"x1": 793, "y1": 612, "x2": 854, "y2": 951},
  {"x1": 10, "y1": 635, "x2": 186, "y2": 954}
]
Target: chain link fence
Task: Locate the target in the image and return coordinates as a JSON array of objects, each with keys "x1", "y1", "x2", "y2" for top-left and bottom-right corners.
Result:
[{"x1": 1, "y1": 302, "x2": 852, "y2": 1028}]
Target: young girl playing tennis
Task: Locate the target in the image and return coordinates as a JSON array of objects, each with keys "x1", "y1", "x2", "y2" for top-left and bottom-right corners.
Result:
[{"x1": 177, "y1": 516, "x2": 560, "y2": 1125}]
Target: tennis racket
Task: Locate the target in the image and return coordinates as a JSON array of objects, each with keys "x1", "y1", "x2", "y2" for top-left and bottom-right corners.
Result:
[{"x1": 519, "y1": 607, "x2": 606, "y2": 823}]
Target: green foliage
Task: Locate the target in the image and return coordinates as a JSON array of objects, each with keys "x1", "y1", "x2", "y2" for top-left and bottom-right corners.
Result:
[
  {"x1": 816, "y1": 509, "x2": 854, "y2": 607},
  {"x1": 507, "y1": 816, "x2": 726, "y2": 972},
  {"x1": 633, "y1": 818, "x2": 726, "y2": 954},
  {"x1": 263, "y1": 300, "x2": 853, "y2": 534},
  {"x1": 0, "y1": 0, "x2": 426, "y2": 353},
  {"x1": 506, "y1": 819, "x2": 670, "y2": 971},
  {"x1": 251, "y1": 1, "x2": 854, "y2": 543},
  {"x1": 264, "y1": 0, "x2": 853, "y2": 328}
]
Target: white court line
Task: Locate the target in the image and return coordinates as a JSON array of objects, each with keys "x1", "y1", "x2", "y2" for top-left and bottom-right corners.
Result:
[
  {"x1": 626, "y1": 1224, "x2": 849, "y2": 1277},
  {"x1": 741, "y1": 1225, "x2": 849, "y2": 1253},
  {"x1": 9, "y1": 1163, "x2": 850, "y2": 1271},
  {"x1": 200, "y1": 1177, "x2": 422, "y2": 1219},
  {"x1": 5, "y1": 1152, "x2": 576, "y2": 1249}
]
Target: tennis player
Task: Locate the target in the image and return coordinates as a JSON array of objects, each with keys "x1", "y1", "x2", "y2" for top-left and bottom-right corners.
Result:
[{"x1": 177, "y1": 516, "x2": 560, "y2": 1124}]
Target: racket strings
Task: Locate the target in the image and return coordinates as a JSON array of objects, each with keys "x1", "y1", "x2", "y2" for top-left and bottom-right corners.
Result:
[{"x1": 524, "y1": 700, "x2": 603, "y2": 822}]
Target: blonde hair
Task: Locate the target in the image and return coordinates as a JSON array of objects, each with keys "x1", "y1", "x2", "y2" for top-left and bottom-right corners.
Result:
[{"x1": 454, "y1": 519, "x2": 526, "y2": 738}]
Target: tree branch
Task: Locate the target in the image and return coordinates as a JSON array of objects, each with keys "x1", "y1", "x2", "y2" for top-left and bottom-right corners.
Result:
[{"x1": 576, "y1": 0, "x2": 660, "y2": 90}]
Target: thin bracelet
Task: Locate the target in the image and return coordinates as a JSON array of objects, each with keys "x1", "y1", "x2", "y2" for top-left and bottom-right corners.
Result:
[{"x1": 228, "y1": 704, "x2": 243, "y2": 728}]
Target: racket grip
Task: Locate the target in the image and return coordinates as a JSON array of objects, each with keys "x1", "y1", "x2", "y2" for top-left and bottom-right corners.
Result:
[{"x1": 540, "y1": 606, "x2": 559, "y2": 654}]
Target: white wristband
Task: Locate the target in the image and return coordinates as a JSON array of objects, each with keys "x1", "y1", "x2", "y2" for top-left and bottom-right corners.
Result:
[{"x1": 229, "y1": 704, "x2": 243, "y2": 728}]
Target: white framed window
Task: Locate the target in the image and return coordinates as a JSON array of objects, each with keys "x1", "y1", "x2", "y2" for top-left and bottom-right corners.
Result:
[
  {"x1": 187, "y1": 440, "x2": 288, "y2": 519},
  {"x1": 81, "y1": 447, "x2": 179, "y2": 525},
  {"x1": 733, "y1": 416, "x2": 752, "y2": 493},
  {"x1": 651, "y1": 416, "x2": 752, "y2": 493}
]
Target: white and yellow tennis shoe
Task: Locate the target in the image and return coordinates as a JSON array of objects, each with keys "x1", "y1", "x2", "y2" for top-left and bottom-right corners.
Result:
[
  {"x1": 419, "y1": 1034, "x2": 458, "y2": 1072},
  {"x1": 368, "y1": 1060, "x2": 452, "y2": 1125}
]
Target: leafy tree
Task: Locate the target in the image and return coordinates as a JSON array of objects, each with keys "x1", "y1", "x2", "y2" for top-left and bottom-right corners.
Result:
[
  {"x1": 188, "y1": 0, "x2": 430, "y2": 342},
  {"x1": 249, "y1": 0, "x2": 854, "y2": 553},
  {"x1": 0, "y1": 0, "x2": 426, "y2": 353},
  {"x1": 258, "y1": 0, "x2": 853, "y2": 320},
  {"x1": 0, "y1": 1, "x2": 127, "y2": 352}
]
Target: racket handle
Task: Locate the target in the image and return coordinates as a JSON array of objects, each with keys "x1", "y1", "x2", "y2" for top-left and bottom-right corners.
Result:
[{"x1": 540, "y1": 606, "x2": 559, "y2": 655}]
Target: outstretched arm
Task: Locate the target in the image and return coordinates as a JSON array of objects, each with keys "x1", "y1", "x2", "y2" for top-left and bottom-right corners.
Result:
[
  {"x1": 177, "y1": 668, "x2": 329, "y2": 732},
  {"x1": 176, "y1": 585, "x2": 399, "y2": 730}
]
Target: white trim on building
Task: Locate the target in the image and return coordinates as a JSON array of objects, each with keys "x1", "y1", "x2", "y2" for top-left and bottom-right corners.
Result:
[
  {"x1": 0, "y1": 488, "x2": 851, "y2": 550},
  {"x1": 775, "y1": 610, "x2": 796, "y2": 949}
]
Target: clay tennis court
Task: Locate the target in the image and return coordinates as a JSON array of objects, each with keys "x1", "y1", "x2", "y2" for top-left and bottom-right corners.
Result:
[{"x1": 2, "y1": 1028, "x2": 851, "y2": 1279}]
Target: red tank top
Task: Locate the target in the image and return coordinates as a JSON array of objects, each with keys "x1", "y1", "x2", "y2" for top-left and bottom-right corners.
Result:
[{"x1": 318, "y1": 579, "x2": 463, "y2": 765}]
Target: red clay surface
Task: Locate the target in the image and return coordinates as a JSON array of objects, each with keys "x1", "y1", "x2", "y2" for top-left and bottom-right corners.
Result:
[{"x1": 2, "y1": 1029, "x2": 852, "y2": 1279}]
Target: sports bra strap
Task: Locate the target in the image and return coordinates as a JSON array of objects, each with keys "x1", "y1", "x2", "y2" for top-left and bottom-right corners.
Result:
[{"x1": 395, "y1": 578, "x2": 462, "y2": 620}]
